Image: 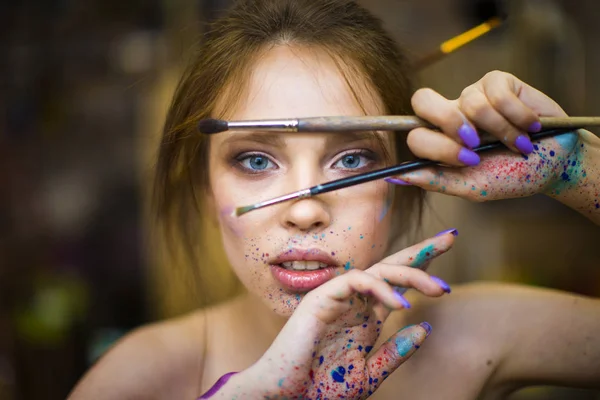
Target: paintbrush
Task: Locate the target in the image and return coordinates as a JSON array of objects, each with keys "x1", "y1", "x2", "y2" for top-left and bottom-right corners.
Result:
[
  {"x1": 413, "y1": 16, "x2": 505, "y2": 70},
  {"x1": 198, "y1": 116, "x2": 600, "y2": 135},
  {"x1": 232, "y1": 128, "x2": 574, "y2": 217}
]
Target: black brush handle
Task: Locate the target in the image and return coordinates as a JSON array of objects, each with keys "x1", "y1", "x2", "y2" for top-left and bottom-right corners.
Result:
[{"x1": 310, "y1": 128, "x2": 572, "y2": 196}]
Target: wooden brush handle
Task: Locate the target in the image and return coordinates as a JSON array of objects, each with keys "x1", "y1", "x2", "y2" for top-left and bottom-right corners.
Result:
[
  {"x1": 539, "y1": 117, "x2": 600, "y2": 129},
  {"x1": 297, "y1": 116, "x2": 600, "y2": 132},
  {"x1": 297, "y1": 116, "x2": 434, "y2": 131}
]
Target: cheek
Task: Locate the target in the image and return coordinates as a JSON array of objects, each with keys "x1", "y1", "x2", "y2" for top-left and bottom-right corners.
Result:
[{"x1": 333, "y1": 180, "x2": 393, "y2": 265}]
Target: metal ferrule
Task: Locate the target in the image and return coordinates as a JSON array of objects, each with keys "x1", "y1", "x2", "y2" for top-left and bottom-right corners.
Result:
[{"x1": 227, "y1": 119, "x2": 299, "y2": 132}]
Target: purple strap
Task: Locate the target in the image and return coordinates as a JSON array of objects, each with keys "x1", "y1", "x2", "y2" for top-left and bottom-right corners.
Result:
[{"x1": 197, "y1": 372, "x2": 239, "y2": 399}]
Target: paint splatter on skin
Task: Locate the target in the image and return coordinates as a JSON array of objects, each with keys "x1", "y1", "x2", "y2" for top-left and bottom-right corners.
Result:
[
  {"x1": 394, "y1": 334, "x2": 415, "y2": 357},
  {"x1": 397, "y1": 132, "x2": 599, "y2": 218},
  {"x1": 409, "y1": 244, "x2": 435, "y2": 268},
  {"x1": 221, "y1": 233, "x2": 446, "y2": 399}
]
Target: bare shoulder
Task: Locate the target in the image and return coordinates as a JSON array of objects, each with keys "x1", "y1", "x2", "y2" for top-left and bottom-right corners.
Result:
[
  {"x1": 68, "y1": 311, "x2": 206, "y2": 400},
  {"x1": 378, "y1": 282, "x2": 600, "y2": 399}
]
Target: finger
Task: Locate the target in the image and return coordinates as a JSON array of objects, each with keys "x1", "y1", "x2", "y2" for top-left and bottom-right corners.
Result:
[
  {"x1": 304, "y1": 270, "x2": 409, "y2": 324},
  {"x1": 391, "y1": 261, "x2": 430, "y2": 296},
  {"x1": 390, "y1": 165, "x2": 489, "y2": 202},
  {"x1": 407, "y1": 127, "x2": 480, "y2": 167},
  {"x1": 479, "y1": 71, "x2": 567, "y2": 124},
  {"x1": 375, "y1": 230, "x2": 456, "y2": 268},
  {"x1": 412, "y1": 88, "x2": 480, "y2": 148},
  {"x1": 366, "y1": 322, "x2": 430, "y2": 390},
  {"x1": 377, "y1": 265, "x2": 451, "y2": 297},
  {"x1": 479, "y1": 71, "x2": 541, "y2": 132},
  {"x1": 459, "y1": 86, "x2": 532, "y2": 154}
]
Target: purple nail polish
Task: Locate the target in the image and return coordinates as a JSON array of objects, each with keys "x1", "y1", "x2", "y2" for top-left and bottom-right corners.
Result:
[
  {"x1": 458, "y1": 148, "x2": 480, "y2": 166},
  {"x1": 384, "y1": 177, "x2": 412, "y2": 186},
  {"x1": 198, "y1": 372, "x2": 238, "y2": 399},
  {"x1": 419, "y1": 322, "x2": 432, "y2": 337},
  {"x1": 528, "y1": 121, "x2": 542, "y2": 133},
  {"x1": 458, "y1": 123, "x2": 480, "y2": 148},
  {"x1": 393, "y1": 290, "x2": 411, "y2": 308},
  {"x1": 430, "y1": 276, "x2": 451, "y2": 293},
  {"x1": 434, "y1": 228, "x2": 458, "y2": 237},
  {"x1": 515, "y1": 135, "x2": 534, "y2": 154},
  {"x1": 394, "y1": 285, "x2": 408, "y2": 295}
]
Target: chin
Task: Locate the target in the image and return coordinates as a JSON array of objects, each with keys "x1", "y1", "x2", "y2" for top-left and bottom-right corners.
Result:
[{"x1": 255, "y1": 285, "x2": 304, "y2": 317}]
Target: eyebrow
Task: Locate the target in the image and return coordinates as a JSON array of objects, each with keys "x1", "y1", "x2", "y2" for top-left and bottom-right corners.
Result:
[{"x1": 220, "y1": 130, "x2": 382, "y2": 147}]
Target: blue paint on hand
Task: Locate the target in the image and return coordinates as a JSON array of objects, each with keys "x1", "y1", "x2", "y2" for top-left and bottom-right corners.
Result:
[
  {"x1": 411, "y1": 244, "x2": 435, "y2": 268},
  {"x1": 331, "y1": 366, "x2": 346, "y2": 383},
  {"x1": 553, "y1": 132, "x2": 578, "y2": 152},
  {"x1": 395, "y1": 335, "x2": 414, "y2": 357}
]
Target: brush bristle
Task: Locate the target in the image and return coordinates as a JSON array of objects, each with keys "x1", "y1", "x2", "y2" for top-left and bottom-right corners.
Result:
[
  {"x1": 197, "y1": 118, "x2": 228, "y2": 134},
  {"x1": 232, "y1": 205, "x2": 251, "y2": 217}
]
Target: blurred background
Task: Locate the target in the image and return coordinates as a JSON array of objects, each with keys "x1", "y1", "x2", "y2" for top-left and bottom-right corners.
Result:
[{"x1": 1, "y1": 0, "x2": 599, "y2": 399}]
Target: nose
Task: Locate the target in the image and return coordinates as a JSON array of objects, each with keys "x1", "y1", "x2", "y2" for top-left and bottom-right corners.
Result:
[{"x1": 280, "y1": 197, "x2": 332, "y2": 232}]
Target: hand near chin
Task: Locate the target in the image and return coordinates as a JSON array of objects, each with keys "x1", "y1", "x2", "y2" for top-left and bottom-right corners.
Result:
[
  {"x1": 226, "y1": 231, "x2": 455, "y2": 399},
  {"x1": 388, "y1": 70, "x2": 582, "y2": 202}
]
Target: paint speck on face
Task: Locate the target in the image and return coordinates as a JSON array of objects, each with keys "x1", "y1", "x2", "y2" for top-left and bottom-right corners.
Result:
[
  {"x1": 480, "y1": 190, "x2": 488, "y2": 197},
  {"x1": 359, "y1": 234, "x2": 364, "y2": 239},
  {"x1": 278, "y1": 377, "x2": 285, "y2": 387},
  {"x1": 344, "y1": 261, "x2": 352, "y2": 271}
]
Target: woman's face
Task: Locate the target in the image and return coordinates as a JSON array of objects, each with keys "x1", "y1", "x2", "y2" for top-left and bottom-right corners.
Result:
[{"x1": 208, "y1": 46, "x2": 396, "y2": 316}]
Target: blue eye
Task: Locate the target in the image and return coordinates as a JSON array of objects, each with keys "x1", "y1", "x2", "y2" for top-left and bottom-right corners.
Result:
[
  {"x1": 334, "y1": 152, "x2": 371, "y2": 170},
  {"x1": 238, "y1": 154, "x2": 276, "y2": 171}
]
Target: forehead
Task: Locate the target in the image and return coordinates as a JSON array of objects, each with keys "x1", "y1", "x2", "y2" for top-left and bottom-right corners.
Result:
[{"x1": 228, "y1": 45, "x2": 384, "y2": 120}]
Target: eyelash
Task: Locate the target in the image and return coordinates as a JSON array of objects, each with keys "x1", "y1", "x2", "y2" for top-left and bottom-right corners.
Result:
[{"x1": 233, "y1": 149, "x2": 378, "y2": 174}]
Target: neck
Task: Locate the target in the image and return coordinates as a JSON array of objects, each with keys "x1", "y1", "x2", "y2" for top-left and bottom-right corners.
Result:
[{"x1": 236, "y1": 291, "x2": 288, "y2": 342}]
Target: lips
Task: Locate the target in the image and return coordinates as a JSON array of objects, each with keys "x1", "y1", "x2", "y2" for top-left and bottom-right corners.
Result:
[{"x1": 269, "y1": 248, "x2": 340, "y2": 292}]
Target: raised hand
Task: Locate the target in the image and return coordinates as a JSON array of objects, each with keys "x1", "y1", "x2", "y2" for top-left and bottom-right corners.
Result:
[
  {"x1": 387, "y1": 71, "x2": 587, "y2": 203},
  {"x1": 202, "y1": 231, "x2": 455, "y2": 399}
]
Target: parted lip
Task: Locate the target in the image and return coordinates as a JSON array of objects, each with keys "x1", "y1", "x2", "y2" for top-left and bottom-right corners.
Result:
[{"x1": 269, "y1": 248, "x2": 339, "y2": 268}]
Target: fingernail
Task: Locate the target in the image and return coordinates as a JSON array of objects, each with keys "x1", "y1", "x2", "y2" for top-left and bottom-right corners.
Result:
[
  {"x1": 528, "y1": 121, "x2": 542, "y2": 133},
  {"x1": 458, "y1": 123, "x2": 480, "y2": 148},
  {"x1": 515, "y1": 134, "x2": 534, "y2": 154},
  {"x1": 393, "y1": 286, "x2": 408, "y2": 295},
  {"x1": 458, "y1": 148, "x2": 480, "y2": 166},
  {"x1": 384, "y1": 177, "x2": 412, "y2": 186},
  {"x1": 393, "y1": 290, "x2": 411, "y2": 309},
  {"x1": 419, "y1": 322, "x2": 432, "y2": 337},
  {"x1": 435, "y1": 228, "x2": 458, "y2": 237},
  {"x1": 430, "y1": 276, "x2": 451, "y2": 293}
]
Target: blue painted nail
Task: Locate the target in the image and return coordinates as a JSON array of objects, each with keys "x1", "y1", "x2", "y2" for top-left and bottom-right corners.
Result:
[
  {"x1": 515, "y1": 134, "x2": 534, "y2": 154},
  {"x1": 419, "y1": 322, "x2": 432, "y2": 337},
  {"x1": 393, "y1": 290, "x2": 411, "y2": 308},
  {"x1": 384, "y1": 177, "x2": 412, "y2": 186},
  {"x1": 458, "y1": 123, "x2": 480, "y2": 148},
  {"x1": 458, "y1": 148, "x2": 480, "y2": 166},
  {"x1": 528, "y1": 121, "x2": 542, "y2": 133},
  {"x1": 430, "y1": 276, "x2": 451, "y2": 293},
  {"x1": 435, "y1": 228, "x2": 458, "y2": 237}
]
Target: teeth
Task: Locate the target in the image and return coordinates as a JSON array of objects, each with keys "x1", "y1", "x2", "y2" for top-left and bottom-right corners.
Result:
[{"x1": 280, "y1": 261, "x2": 329, "y2": 270}]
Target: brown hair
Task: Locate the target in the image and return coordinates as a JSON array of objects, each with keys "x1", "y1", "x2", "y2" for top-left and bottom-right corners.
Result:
[{"x1": 154, "y1": 0, "x2": 424, "y2": 310}]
